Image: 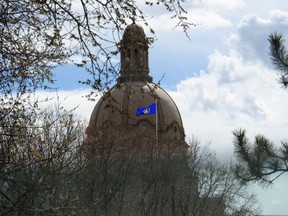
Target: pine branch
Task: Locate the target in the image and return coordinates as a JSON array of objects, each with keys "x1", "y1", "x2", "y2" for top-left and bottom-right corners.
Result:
[
  {"x1": 233, "y1": 129, "x2": 288, "y2": 184},
  {"x1": 268, "y1": 33, "x2": 288, "y2": 87},
  {"x1": 232, "y1": 129, "x2": 252, "y2": 164}
]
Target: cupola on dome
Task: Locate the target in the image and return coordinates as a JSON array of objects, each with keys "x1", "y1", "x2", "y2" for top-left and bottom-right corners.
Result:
[{"x1": 87, "y1": 23, "x2": 187, "y2": 148}]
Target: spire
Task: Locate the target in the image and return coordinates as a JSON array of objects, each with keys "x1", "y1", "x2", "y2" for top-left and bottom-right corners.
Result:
[{"x1": 118, "y1": 23, "x2": 152, "y2": 83}]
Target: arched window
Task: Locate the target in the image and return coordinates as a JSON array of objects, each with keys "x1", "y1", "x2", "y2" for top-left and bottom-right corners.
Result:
[
  {"x1": 134, "y1": 49, "x2": 139, "y2": 66},
  {"x1": 138, "y1": 120, "x2": 152, "y2": 134},
  {"x1": 139, "y1": 122, "x2": 148, "y2": 132},
  {"x1": 127, "y1": 49, "x2": 131, "y2": 60},
  {"x1": 173, "y1": 125, "x2": 178, "y2": 133}
]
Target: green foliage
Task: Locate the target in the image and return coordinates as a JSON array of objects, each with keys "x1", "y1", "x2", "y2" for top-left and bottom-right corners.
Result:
[
  {"x1": 233, "y1": 33, "x2": 288, "y2": 185},
  {"x1": 233, "y1": 129, "x2": 288, "y2": 185},
  {"x1": 268, "y1": 33, "x2": 288, "y2": 87}
]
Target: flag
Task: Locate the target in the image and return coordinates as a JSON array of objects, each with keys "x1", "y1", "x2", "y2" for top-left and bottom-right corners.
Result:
[{"x1": 136, "y1": 103, "x2": 156, "y2": 116}]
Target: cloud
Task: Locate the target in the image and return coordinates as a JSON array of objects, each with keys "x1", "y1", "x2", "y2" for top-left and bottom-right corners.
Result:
[
  {"x1": 193, "y1": 0, "x2": 246, "y2": 10},
  {"x1": 165, "y1": 8, "x2": 288, "y2": 158},
  {"x1": 188, "y1": 9, "x2": 233, "y2": 29},
  {"x1": 36, "y1": 89, "x2": 97, "y2": 121},
  {"x1": 168, "y1": 56, "x2": 288, "y2": 169},
  {"x1": 149, "y1": 9, "x2": 232, "y2": 32},
  {"x1": 175, "y1": 51, "x2": 276, "y2": 121},
  {"x1": 269, "y1": 9, "x2": 288, "y2": 24},
  {"x1": 146, "y1": 0, "x2": 236, "y2": 33},
  {"x1": 226, "y1": 10, "x2": 288, "y2": 64}
]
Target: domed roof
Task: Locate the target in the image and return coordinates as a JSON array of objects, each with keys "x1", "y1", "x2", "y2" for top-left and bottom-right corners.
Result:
[
  {"x1": 122, "y1": 23, "x2": 146, "y2": 41},
  {"x1": 88, "y1": 81, "x2": 185, "y2": 142},
  {"x1": 87, "y1": 23, "x2": 187, "y2": 147}
]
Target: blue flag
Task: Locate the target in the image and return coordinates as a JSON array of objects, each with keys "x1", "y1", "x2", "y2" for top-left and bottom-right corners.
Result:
[{"x1": 136, "y1": 103, "x2": 156, "y2": 116}]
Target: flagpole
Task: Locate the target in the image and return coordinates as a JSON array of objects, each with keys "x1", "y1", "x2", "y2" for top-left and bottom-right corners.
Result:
[{"x1": 155, "y1": 99, "x2": 158, "y2": 148}]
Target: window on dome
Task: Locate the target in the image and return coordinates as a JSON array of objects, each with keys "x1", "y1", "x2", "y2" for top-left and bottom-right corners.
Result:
[
  {"x1": 173, "y1": 125, "x2": 178, "y2": 133},
  {"x1": 139, "y1": 122, "x2": 148, "y2": 132},
  {"x1": 134, "y1": 49, "x2": 139, "y2": 66},
  {"x1": 128, "y1": 49, "x2": 131, "y2": 60}
]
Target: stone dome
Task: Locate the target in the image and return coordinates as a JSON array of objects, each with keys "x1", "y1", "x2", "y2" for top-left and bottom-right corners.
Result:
[
  {"x1": 88, "y1": 81, "x2": 185, "y2": 142},
  {"x1": 87, "y1": 23, "x2": 187, "y2": 146},
  {"x1": 122, "y1": 22, "x2": 146, "y2": 42}
]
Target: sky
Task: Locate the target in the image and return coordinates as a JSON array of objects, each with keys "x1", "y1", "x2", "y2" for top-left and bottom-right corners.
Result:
[{"x1": 39, "y1": 0, "x2": 288, "y2": 214}]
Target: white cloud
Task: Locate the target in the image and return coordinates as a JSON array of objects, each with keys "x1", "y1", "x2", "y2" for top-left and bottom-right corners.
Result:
[
  {"x1": 169, "y1": 49, "x2": 288, "y2": 160},
  {"x1": 269, "y1": 9, "x2": 288, "y2": 24},
  {"x1": 149, "y1": 9, "x2": 232, "y2": 32},
  {"x1": 36, "y1": 89, "x2": 97, "y2": 122},
  {"x1": 188, "y1": 9, "x2": 232, "y2": 29},
  {"x1": 164, "y1": 10, "x2": 288, "y2": 162},
  {"x1": 193, "y1": 0, "x2": 246, "y2": 10},
  {"x1": 175, "y1": 51, "x2": 278, "y2": 122},
  {"x1": 226, "y1": 10, "x2": 288, "y2": 64}
]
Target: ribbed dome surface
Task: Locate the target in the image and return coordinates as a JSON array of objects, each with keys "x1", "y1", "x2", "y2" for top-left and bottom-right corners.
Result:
[{"x1": 88, "y1": 81, "x2": 185, "y2": 142}]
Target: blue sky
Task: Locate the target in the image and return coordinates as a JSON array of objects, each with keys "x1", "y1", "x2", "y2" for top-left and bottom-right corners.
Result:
[{"x1": 41, "y1": 0, "x2": 288, "y2": 214}]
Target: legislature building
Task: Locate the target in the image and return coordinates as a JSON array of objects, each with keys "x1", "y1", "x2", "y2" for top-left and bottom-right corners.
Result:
[{"x1": 83, "y1": 23, "x2": 226, "y2": 216}]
